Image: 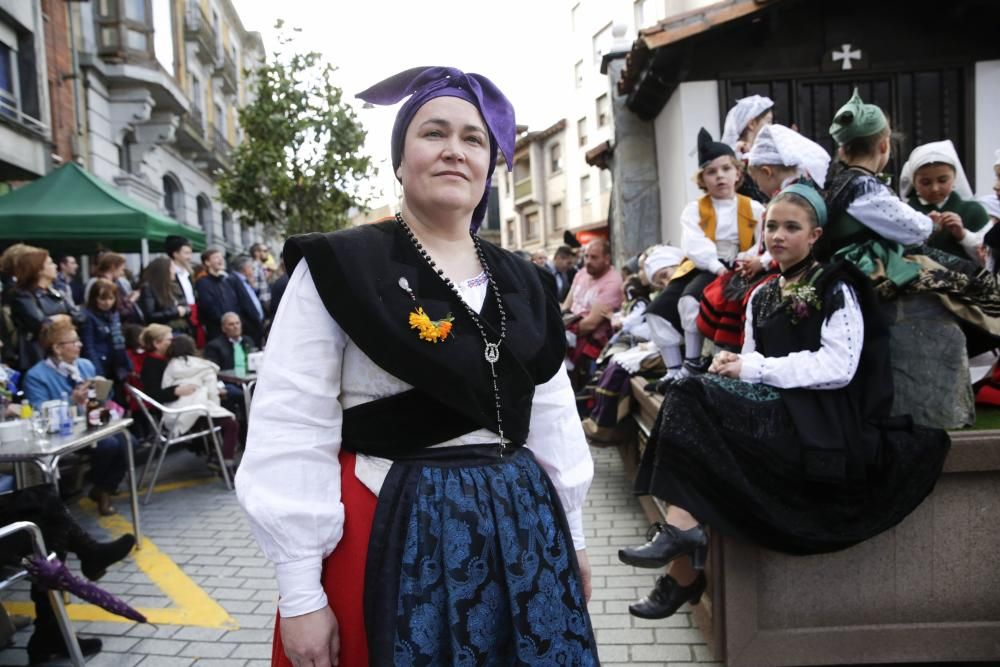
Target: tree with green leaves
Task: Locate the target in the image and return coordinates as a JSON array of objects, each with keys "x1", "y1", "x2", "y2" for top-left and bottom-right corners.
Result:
[{"x1": 218, "y1": 23, "x2": 372, "y2": 238}]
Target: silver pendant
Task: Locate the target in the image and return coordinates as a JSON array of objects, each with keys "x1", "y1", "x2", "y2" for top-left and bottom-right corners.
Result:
[
  {"x1": 398, "y1": 277, "x2": 415, "y2": 300},
  {"x1": 484, "y1": 342, "x2": 500, "y2": 364}
]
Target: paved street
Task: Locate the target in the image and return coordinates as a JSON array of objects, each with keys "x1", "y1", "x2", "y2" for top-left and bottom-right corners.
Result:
[{"x1": 0, "y1": 444, "x2": 716, "y2": 666}]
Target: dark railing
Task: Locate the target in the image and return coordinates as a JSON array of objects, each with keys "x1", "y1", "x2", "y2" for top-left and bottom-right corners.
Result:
[{"x1": 215, "y1": 52, "x2": 238, "y2": 95}]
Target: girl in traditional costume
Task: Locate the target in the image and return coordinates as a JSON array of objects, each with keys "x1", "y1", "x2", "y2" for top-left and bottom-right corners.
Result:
[
  {"x1": 645, "y1": 129, "x2": 766, "y2": 390},
  {"x1": 721, "y1": 94, "x2": 775, "y2": 203},
  {"x1": 900, "y1": 139, "x2": 991, "y2": 263},
  {"x1": 620, "y1": 183, "x2": 949, "y2": 620},
  {"x1": 236, "y1": 67, "x2": 598, "y2": 666},
  {"x1": 822, "y1": 90, "x2": 1000, "y2": 356},
  {"x1": 746, "y1": 123, "x2": 831, "y2": 199}
]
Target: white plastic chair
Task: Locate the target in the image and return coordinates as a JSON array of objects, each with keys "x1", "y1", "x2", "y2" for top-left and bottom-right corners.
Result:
[
  {"x1": 126, "y1": 385, "x2": 232, "y2": 504},
  {"x1": 0, "y1": 521, "x2": 84, "y2": 665}
]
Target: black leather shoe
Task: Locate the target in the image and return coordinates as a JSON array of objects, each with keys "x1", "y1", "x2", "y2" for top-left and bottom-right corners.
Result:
[
  {"x1": 629, "y1": 572, "x2": 707, "y2": 619},
  {"x1": 28, "y1": 633, "x2": 102, "y2": 664},
  {"x1": 619, "y1": 522, "x2": 709, "y2": 569},
  {"x1": 78, "y1": 533, "x2": 136, "y2": 581},
  {"x1": 683, "y1": 356, "x2": 711, "y2": 375}
]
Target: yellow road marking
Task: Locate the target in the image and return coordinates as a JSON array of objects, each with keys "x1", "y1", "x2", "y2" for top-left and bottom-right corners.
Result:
[{"x1": 5, "y1": 493, "x2": 240, "y2": 628}]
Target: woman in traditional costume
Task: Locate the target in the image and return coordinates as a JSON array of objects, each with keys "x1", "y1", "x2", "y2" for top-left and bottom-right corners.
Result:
[
  {"x1": 236, "y1": 67, "x2": 598, "y2": 666},
  {"x1": 900, "y1": 139, "x2": 991, "y2": 263},
  {"x1": 619, "y1": 183, "x2": 950, "y2": 620},
  {"x1": 721, "y1": 94, "x2": 774, "y2": 203},
  {"x1": 822, "y1": 89, "x2": 1000, "y2": 355},
  {"x1": 645, "y1": 129, "x2": 766, "y2": 390}
]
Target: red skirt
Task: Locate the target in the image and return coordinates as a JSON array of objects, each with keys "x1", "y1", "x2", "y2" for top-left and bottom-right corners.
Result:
[{"x1": 271, "y1": 451, "x2": 376, "y2": 667}]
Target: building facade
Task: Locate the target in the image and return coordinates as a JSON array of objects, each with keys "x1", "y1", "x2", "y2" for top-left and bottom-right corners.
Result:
[{"x1": 70, "y1": 0, "x2": 264, "y2": 254}]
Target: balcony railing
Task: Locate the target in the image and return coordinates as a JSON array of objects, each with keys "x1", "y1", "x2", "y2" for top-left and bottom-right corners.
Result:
[
  {"x1": 212, "y1": 126, "x2": 232, "y2": 165},
  {"x1": 514, "y1": 178, "x2": 533, "y2": 201},
  {"x1": 215, "y1": 52, "x2": 238, "y2": 96},
  {"x1": 0, "y1": 90, "x2": 46, "y2": 136},
  {"x1": 183, "y1": 3, "x2": 217, "y2": 65}
]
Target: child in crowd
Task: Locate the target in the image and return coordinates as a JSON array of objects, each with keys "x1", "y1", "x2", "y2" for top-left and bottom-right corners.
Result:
[
  {"x1": 747, "y1": 123, "x2": 831, "y2": 198},
  {"x1": 644, "y1": 129, "x2": 766, "y2": 389},
  {"x1": 721, "y1": 94, "x2": 774, "y2": 203},
  {"x1": 900, "y1": 139, "x2": 991, "y2": 262},
  {"x1": 81, "y1": 278, "x2": 132, "y2": 389},
  {"x1": 823, "y1": 89, "x2": 1000, "y2": 355},
  {"x1": 621, "y1": 183, "x2": 949, "y2": 620}
]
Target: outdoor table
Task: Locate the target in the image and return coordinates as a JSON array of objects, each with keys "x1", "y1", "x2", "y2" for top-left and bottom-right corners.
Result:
[
  {"x1": 0, "y1": 418, "x2": 141, "y2": 547},
  {"x1": 218, "y1": 369, "x2": 257, "y2": 421}
]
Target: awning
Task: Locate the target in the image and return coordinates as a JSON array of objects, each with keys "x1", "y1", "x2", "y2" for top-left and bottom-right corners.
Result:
[{"x1": 0, "y1": 162, "x2": 206, "y2": 253}]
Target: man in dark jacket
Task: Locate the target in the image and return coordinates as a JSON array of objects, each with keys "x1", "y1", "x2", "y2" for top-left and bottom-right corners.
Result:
[
  {"x1": 194, "y1": 249, "x2": 238, "y2": 343},
  {"x1": 227, "y1": 255, "x2": 265, "y2": 347}
]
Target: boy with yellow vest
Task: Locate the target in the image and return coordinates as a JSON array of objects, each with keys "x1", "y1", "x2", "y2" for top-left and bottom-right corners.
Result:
[{"x1": 645, "y1": 128, "x2": 766, "y2": 390}]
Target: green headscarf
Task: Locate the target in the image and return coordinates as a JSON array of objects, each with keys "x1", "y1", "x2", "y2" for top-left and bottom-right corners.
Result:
[{"x1": 829, "y1": 88, "x2": 887, "y2": 146}]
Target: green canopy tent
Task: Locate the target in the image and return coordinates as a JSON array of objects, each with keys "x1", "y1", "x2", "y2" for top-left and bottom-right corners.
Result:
[{"x1": 0, "y1": 162, "x2": 206, "y2": 259}]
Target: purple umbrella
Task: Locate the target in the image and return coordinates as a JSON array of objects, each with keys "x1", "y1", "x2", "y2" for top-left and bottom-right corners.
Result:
[{"x1": 25, "y1": 555, "x2": 148, "y2": 624}]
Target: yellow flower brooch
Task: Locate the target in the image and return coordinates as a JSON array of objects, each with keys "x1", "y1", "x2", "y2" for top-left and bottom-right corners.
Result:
[{"x1": 408, "y1": 307, "x2": 454, "y2": 343}]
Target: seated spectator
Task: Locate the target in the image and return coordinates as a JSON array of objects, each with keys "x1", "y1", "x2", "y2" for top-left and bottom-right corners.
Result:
[
  {"x1": 562, "y1": 238, "x2": 623, "y2": 387},
  {"x1": 139, "y1": 256, "x2": 191, "y2": 335},
  {"x1": 227, "y1": 255, "x2": 265, "y2": 348},
  {"x1": 0, "y1": 484, "x2": 135, "y2": 662},
  {"x1": 203, "y1": 312, "x2": 256, "y2": 420},
  {"x1": 23, "y1": 316, "x2": 129, "y2": 516},
  {"x1": 621, "y1": 185, "x2": 950, "y2": 621},
  {"x1": 80, "y1": 278, "x2": 132, "y2": 386},
  {"x1": 9, "y1": 246, "x2": 83, "y2": 371},
  {"x1": 140, "y1": 327, "x2": 239, "y2": 475},
  {"x1": 84, "y1": 252, "x2": 142, "y2": 324},
  {"x1": 195, "y1": 249, "x2": 239, "y2": 343},
  {"x1": 901, "y1": 139, "x2": 991, "y2": 262}
]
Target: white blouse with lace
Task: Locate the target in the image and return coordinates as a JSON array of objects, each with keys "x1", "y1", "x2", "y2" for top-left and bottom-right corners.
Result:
[{"x1": 236, "y1": 264, "x2": 594, "y2": 618}]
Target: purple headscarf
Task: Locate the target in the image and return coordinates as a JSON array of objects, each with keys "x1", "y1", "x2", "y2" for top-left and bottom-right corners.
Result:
[{"x1": 356, "y1": 66, "x2": 516, "y2": 233}]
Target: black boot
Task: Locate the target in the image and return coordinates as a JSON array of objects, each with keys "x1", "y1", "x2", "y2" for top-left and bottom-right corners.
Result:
[
  {"x1": 619, "y1": 522, "x2": 709, "y2": 569},
  {"x1": 629, "y1": 572, "x2": 707, "y2": 620},
  {"x1": 27, "y1": 630, "x2": 102, "y2": 664},
  {"x1": 62, "y1": 506, "x2": 136, "y2": 581}
]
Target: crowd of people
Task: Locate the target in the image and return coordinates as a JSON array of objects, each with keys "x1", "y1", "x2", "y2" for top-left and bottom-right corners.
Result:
[
  {"x1": 555, "y1": 90, "x2": 1000, "y2": 621},
  {"x1": 0, "y1": 236, "x2": 282, "y2": 661}
]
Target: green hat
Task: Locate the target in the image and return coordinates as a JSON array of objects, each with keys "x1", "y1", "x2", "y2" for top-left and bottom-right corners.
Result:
[{"x1": 829, "y1": 88, "x2": 887, "y2": 145}]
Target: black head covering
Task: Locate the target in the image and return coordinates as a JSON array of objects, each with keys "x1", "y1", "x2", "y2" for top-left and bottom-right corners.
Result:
[{"x1": 697, "y1": 127, "x2": 735, "y2": 167}]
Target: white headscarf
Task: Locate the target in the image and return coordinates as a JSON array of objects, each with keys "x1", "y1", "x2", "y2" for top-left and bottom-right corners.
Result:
[
  {"x1": 747, "y1": 124, "x2": 831, "y2": 188},
  {"x1": 721, "y1": 95, "x2": 774, "y2": 148},
  {"x1": 899, "y1": 139, "x2": 974, "y2": 201},
  {"x1": 643, "y1": 245, "x2": 685, "y2": 279}
]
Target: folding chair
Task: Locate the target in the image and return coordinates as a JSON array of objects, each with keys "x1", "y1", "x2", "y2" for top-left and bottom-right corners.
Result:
[
  {"x1": 125, "y1": 385, "x2": 232, "y2": 504},
  {"x1": 0, "y1": 521, "x2": 84, "y2": 666}
]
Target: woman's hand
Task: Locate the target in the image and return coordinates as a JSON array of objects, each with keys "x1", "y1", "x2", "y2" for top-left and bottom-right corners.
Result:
[
  {"x1": 71, "y1": 381, "x2": 92, "y2": 406},
  {"x1": 281, "y1": 606, "x2": 340, "y2": 667},
  {"x1": 177, "y1": 305, "x2": 188, "y2": 318},
  {"x1": 575, "y1": 549, "x2": 592, "y2": 603},
  {"x1": 708, "y1": 351, "x2": 739, "y2": 374},
  {"x1": 715, "y1": 358, "x2": 743, "y2": 379},
  {"x1": 175, "y1": 384, "x2": 199, "y2": 397}
]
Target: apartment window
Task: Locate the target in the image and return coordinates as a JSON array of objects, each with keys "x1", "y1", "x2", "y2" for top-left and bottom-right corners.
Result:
[
  {"x1": 163, "y1": 174, "x2": 184, "y2": 220},
  {"x1": 592, "y1": 22, "x2": 612, "y2": 65},
  {"x1": 600, "y1": 169, "x2": 612, "y2": 192},
  {"x1": 524, "y1": 211, "x2": 540, "y2": 241},
  {"x1": 197, "y1": 194, "x2": 213, "y2": 237},
  {"x1": 118, "y1": 130, "x2": 136, "y2": 173},
  {"x1": 596, "y1": 93, "x2": 610, "y2": 128},
  {"x1": 0, "y1": 39, "x2": 16, "y2": 119},
  {"x1": 214, "y1": 101, "x2": 225, "y2": 134},
  {"x1": 551, "y1": 201, "x2": 564, "y2": 231},
  {"x1": 549, "y1": 143, "x2": 562, "y2": 175},
  {"x1": 95, "y1": 0, "x2": 154, "y2": 59},
  {"x1": 577, "y1": 117, "x2": 588, "y2": 147},
  {"x1": 513, "y1": 157, "x2": 531, "y2": 184},
  {"x1": 634, "y1": 0, "x2": 664, "y2": 28},
  {"x1": 574, "y1": 60, "x2": 583, "y2": 89},
  {"x1": 0, "y1": 23, "x2": 43, "y2": 133},
  {"x1": 505, "y1": 218, "x2": 516, "y2": 246},
  {"x1": 580, "y1": 175, "x2": 591, "y2": 205}
]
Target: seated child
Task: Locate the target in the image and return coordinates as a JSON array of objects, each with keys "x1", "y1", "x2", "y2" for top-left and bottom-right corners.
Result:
[{"x1": 721, "y1": 94, "x2": 775, "y2": 203}]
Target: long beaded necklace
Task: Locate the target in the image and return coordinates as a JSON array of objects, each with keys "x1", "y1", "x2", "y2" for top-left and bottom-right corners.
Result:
[{"x1": 395, "y1": 212, "x2": 510, "y2": 454}]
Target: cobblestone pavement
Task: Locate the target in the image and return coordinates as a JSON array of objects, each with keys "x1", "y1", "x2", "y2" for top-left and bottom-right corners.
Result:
[{"x1": 0, "y1": 444, "x2": 716, "y2": 666}]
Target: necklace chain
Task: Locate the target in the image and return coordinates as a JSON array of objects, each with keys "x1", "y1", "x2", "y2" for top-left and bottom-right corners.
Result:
[{"x1": 395, "y1": 213, "x2": 509, "y2": 453}]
